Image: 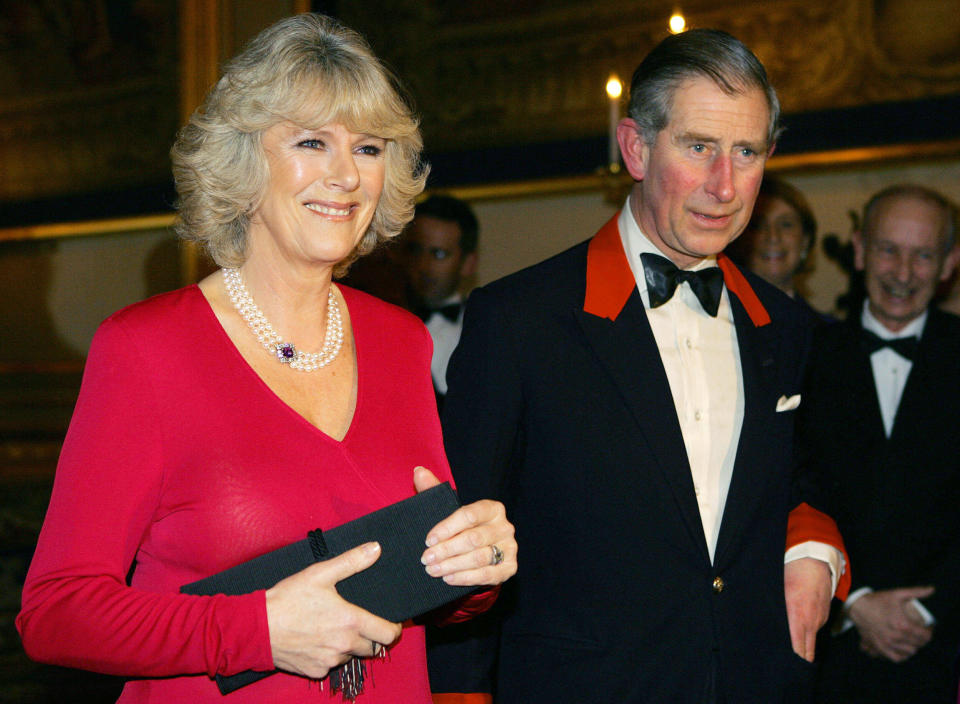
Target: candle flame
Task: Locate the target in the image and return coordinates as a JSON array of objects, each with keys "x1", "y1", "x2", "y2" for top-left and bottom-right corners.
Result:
[{"x1": 606, "y1": 75, "x2": 622, "y2": 100}]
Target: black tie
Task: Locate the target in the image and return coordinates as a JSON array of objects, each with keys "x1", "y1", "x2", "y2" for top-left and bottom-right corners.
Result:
[
  {"x1": 417, "y1": 302, "x2": 461, "y2": 323},
  {"x1": 640, "y1": 252, "x2": 724, "y2": 317},
  {"x1": 860, "y1": 328, "x2": 919, "y2": 362}
]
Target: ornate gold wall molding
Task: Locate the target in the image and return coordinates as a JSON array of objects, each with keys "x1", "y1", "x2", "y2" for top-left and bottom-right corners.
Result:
[
  {"x1": 1, "y1": 0, "x2": 958, "y2": 206},
  {"x1": 0, "y1": 1, "x2": 179, "y2": 202},
  {"x1": 341, "y1": 0, "x2": 960, "y2": 152},
  {"x1": 0, "y1": 78, "x2": 177, "y2": 201},
  {"x1": 0, "y1": 0, "x2": 310, "y2": 206}
]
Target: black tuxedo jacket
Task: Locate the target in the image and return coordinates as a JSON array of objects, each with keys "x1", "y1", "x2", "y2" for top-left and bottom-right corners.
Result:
[
  {"x1": 441, "y1": 216, "x2": 831, "y2": 703},
  {"x1": 799, "y1": 310, "x2": 960, "y2": 702}
]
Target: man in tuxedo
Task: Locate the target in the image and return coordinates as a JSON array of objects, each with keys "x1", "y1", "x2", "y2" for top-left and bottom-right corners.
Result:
[
  {"x1": 804, "y1": 185, "x2": 960, "y2": 704},
  {"x1": 403, "y1": 194, "x2": 478, "y2": 407},
  {"x1": 437, "y1": 29, "x2": 848, "y2": 704}
]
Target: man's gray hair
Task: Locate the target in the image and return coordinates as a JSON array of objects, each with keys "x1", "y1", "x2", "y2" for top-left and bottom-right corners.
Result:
[{"x1": 627, "y1": 28, "x2": 781, "y2": 148}]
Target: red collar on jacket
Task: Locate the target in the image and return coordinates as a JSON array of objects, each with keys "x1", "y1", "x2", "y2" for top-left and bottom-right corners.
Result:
[{"x1": 583, "y1": 213, "x2": 771, "y2": 327}]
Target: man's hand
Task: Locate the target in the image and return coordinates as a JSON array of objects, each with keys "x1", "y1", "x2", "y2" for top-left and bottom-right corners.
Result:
[
  {"x1": 784, "y1": 557, "x2": 832, "y2": 661},
  {"x1": 848, "y1": 587, "x2": 934, "y2": 663},
  {"x1": 415, "y1": 467, "x2": 517, "y2": 587}
]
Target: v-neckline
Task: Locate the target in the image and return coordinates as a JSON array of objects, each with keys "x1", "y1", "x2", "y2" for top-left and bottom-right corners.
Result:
[{"x1": 194, "y1": 283, "x2": 362, "y2": 445}]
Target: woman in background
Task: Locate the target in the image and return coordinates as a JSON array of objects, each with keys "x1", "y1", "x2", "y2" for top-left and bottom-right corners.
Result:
[
  {"x1": 17, "y1": 14, "x2": 515, "y2": 703},
  {"x1": 729, "y1": 177, "x2": 831, "y2": 320}
]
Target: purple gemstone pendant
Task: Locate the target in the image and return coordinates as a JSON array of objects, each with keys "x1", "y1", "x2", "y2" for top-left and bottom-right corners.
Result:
[{"x1": 275, "y1": 342, "x2": 298, "y2": 363}]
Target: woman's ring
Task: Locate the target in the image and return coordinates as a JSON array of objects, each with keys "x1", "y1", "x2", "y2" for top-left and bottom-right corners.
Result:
[{"x1": 490, "y1": 544, "x2": 504, "y2": 566}]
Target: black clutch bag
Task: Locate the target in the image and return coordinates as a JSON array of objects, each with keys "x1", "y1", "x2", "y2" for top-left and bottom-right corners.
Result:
[{"x1": 181, "y1": 482, "x2": 478, "y2": 694}]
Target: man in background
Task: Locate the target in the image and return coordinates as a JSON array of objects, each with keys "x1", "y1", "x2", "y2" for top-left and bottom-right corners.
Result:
[
  {"x1": 403, "y1": 194, "x2": 478, "y2": 407},
  {"x1": 802, "y1": 185, "x2": 960, "y2": 704}
]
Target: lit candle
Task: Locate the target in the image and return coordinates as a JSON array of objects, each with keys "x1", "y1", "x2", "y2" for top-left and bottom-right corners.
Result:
[
  {"x1": 669, "y1": 11, "x2": 686, "y2": 34},
  {"x1": 606, "y1": 74, "x2": 622, "y2": 170}
]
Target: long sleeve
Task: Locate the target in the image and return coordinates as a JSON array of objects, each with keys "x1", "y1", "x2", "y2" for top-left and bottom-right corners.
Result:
[
  {"x1": 908, "y1": 508, "x2": 960, "y2": 635},
  {"x1": 17, "y1": 315, "x2": 273, "y2": 678}
]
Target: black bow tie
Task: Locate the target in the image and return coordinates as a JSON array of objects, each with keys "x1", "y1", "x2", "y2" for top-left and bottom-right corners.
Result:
[
  {"x1": 640, "y1": 252, "x2": 724, "y2": 317},
  {"x1": 417, "y1": 302, "x2": 461, "y2": 323},
  {"x1": 860, "y1": 328, "x2": 919, "y2": 362}
]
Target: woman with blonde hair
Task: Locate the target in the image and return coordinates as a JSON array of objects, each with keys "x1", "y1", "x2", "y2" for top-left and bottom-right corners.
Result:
[{"x1": 17, "y1": 14, "x2": 515, "y2": 703}]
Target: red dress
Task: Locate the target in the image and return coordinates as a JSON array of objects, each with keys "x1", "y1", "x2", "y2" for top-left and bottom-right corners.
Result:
[{"x1": 17, "y1": 284, "x2": 492, "y2": 703}]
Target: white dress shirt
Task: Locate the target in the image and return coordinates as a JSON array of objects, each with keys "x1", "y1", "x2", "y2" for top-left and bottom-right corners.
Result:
[
  {"x1": 861, "y1": 301, "x2": 926, "y2": 438},
  {"x1": 424, "y1": 293, "x2": 464, "y2": 396},
  {"x1": 618, "y1": 204, "x2": 741, "y2": 560},
  {"x1": 618, "y1": 200, "x2": 841, "y2": 585}
]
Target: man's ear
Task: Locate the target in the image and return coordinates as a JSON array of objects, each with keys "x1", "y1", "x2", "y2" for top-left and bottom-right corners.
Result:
[
  {"x1": 459, "y1": 251, "x2": 477, "y2": 278},
  {"x1": 617, "y1": 118, "x2": 649, "y2": 182},
  {"x1": 852, "y1": 230, "x2": 866, "y2": 272},
  {"x1": 939, "y1": 244, "x2": 960, "y2": 283}
]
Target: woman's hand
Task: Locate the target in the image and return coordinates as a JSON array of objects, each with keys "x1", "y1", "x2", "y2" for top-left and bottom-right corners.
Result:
[
  {"x1": 415, "y1": 466, "x2": 517, "y2": 587},
  {"x1": 265, "y1": 542, "x2": 402, "y2": 679}
]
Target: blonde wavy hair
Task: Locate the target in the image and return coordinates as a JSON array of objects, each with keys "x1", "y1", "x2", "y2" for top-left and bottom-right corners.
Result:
[{"x1": 170, "y1": 13, "x2": 427, "y2": 275}]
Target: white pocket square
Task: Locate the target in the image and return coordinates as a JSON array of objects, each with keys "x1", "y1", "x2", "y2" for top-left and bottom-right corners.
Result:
[{"x1": 776, "y1": 394, "x2": 801, "y2": 412}]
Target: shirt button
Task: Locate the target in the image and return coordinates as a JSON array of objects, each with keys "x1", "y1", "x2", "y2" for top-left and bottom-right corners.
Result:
[
  {"x1": 685, "y1": 338, "x2": 693, "y2": 349},
  {"x1": 694, "y1": 410, "x2": 702, "y2": 421},
  {"x1": 712, "y1": 576, "x2": 725, "y2": 593}
]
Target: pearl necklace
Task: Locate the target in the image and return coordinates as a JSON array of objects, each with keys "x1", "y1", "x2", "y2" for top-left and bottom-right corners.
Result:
[{"x1": 223, "y1": 267, "x2": 344, "y2": 372}]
